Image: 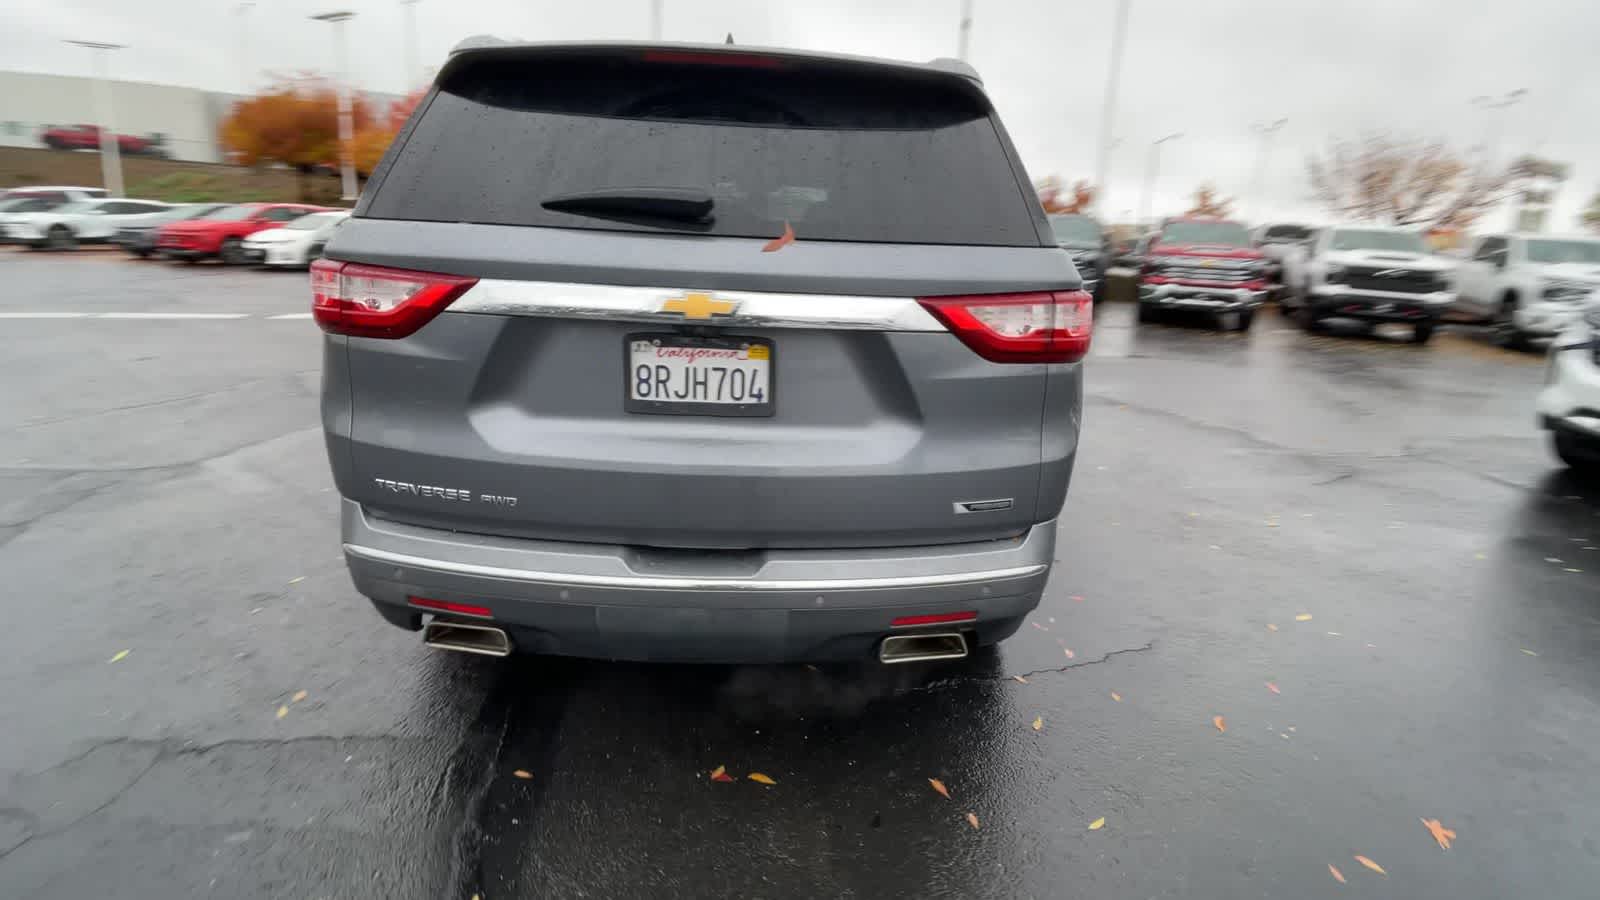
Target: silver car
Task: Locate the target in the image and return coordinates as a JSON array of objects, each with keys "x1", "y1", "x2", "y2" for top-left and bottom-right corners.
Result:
[{"x1": 316, "y1": 41, "x2": 1088, "y2": 664}]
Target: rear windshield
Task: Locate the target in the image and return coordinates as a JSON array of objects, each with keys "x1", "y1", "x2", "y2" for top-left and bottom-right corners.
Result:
[
  {"x1": 1261, "y1": 224, "x2": 1310, "y2": 241},
  {"x1": 1049, "y1": 215, "x2": 1101, "y2": 243},
  {"x1": 1329, "y1": 229, "x2": 1426, "y2": 253},
  {"x1": 1159, "y1": 221, "x2": 1250, "y2": 246},
  {"x1": 1525, "y1": 239, "x2": 1600, "y2": 264},
  {"x1": 364, "y1": 53, "x2": 1040, "y2": 246}
]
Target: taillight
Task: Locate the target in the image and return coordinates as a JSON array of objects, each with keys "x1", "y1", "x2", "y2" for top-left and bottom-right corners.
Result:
[
  {"x1": 310, "y1": 259, "x2": 477, "y2": 339},
  {"x1": 917, "y1": 291, "x2": 1093, "y2": 364}
]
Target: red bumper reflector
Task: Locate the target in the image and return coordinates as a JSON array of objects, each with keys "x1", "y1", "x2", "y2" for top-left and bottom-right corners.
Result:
[
  {"x1": 408, "y1": 596, "x2": 492, "y2": 618},
  {"x1": 892, "y1": 611, "x2": 979, "y2": 628}
]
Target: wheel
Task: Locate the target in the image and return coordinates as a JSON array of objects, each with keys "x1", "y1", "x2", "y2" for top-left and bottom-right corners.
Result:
[
  {"x1": 306, "y1": 242, "x2": 327, "y2": 264},
  {"x1": 130, "y1": 248, "x2": 150, "y2": 259},
  {"x1": 1297, "y1": 304, "x2": 1322, "y2": 332},
  {"x1": 1494, "y1": 295, "x2": 1526, "y2": 349},
  {"x1": 1552, "y1": 433, "x2": 1598, "y2": 472},
  {"x1": 1411, "y1": 321, "x2": 1435, "y2": 344},
  {"x1": 1137, "y1": 303, "x2": 1159, "y2": 324},
  {"x1": 46, "y1": 224, "x2": 77, "y2": 251},
  {"x1": 1238, "y1": 309, "x2": 1255, "y2": 331},
  {"x1": 220, "y1": 237, "x2": 247, "y2": 265}
]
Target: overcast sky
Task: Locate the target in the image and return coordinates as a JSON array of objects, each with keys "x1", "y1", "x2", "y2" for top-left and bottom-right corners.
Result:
[{"x1": 4, "y1": 0, "x2": 1596, "y2": 228}]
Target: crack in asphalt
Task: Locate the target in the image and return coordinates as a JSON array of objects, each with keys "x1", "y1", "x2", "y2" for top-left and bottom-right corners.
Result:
[
  {"x1": 1009, "y1": 640, "x2": 1158, "y2": 681},
  {"x1": 12, "y1": 372, "x2": 317, "y2": 431}
]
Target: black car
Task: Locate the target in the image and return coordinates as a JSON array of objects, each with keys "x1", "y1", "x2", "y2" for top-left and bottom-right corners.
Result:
[
  {"x1": 1048, "y1": 213, "x2": 1109, "y2": 300},
  {"x1": 113, "y1": 203, "x2": 228, "y2": 258}
]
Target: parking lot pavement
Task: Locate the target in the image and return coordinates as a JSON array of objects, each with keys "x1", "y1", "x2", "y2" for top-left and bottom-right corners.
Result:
[{"x1": 2, "y1": 255, "x2": 1598, "y2": 898}]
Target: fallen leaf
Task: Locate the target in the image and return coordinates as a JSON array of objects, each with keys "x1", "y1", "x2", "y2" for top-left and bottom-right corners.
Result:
[
  {"x1": 291, "y1": 690, "x2": 308, "y2": 703},
  {"x1": 512, "y1": 769, "x2": 532, "y2": 780},
  {"x1": 1295, "y1": 613, "x2": 1313, "y2": 622},
  {"x1": 761, "y1": 221, "x2": 795, "y2": 252},
  {"x1": 748, "y1": 772, "x2": 776, "y2": 785},
  {"x1": 1070, "y1": 594, "x2": 1085, "y2": 602},
  {"x1": 1421, "y1": 817, "x2": 1456, "y2": 850},
  {"x1": 1032, "y1": 716, "x2": 1043, "y2": 731},
  {"x1": 966, "y1": 812, "x2": 980, "y2": 830},
  {"x1": 1328, "y1": 863, "x2": 1347, "y2": 884},
  {"x1": 1565, "y1": 568, "x2": 1583, "y2": 573},
  {"x1": 1353, "y1": 855, "x2": 1387, "y2": 876},
  {"x1": 1266, "y1": 623, "x2": 1279, "y2": 632},
  {"x1": 1088, "y1": 816, "x2": 1105, "y2": 830},
  {"x1": 1063, "y1": 648, "x2": 1075, "y2": 659},
  {"x1": 275, "y1": 705, "x2": 289, "y2": 720},
  {"x1": 288, "y1": 576, "x2": 305, "y2": 585},
  {"x1": 709, "y1": 765, "x2": 734, "y2": 783},
  {"x1": 1031, "y1": 622, "x2": 1049, "y2": 631},
  {"x1": 1326, "y1": 631, "x2": 1343, "y2": 636},
  {"x1": 928, "y1": 777, "x2": 951, "y2": 800},
  {"x1": 1266, "y1": 682, "x2": 1281, "y2": 694},
  {"x1": 108, "y1": 649, "x2": 130, "y2": 664},
  {"x1": 1473, "y1": 552, "x2": 1487, "y2": 560},
  {"x1": 1520, "y1": 648, "x2": 1539, "y2": 657},
  {"x1": 1110, "y1": 692, "x2": 1122, "y2": 702},
  {"x1": 1213, "y1": 715, "x2": 1227, "y2": 733},
  {"x1": 1545, "y1": 557, "x2": 1563, "y2": 564},
  {"x1": 1011, "y1": 675, "x2": 1028, "y2": 684}
]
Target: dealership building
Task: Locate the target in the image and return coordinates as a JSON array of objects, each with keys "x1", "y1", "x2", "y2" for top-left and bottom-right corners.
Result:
[{"x1": 0, "y1": 70, "x2": 398, "y2": 164}]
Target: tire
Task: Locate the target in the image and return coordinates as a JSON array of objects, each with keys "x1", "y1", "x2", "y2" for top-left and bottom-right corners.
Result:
[
  {"x1": 306, "y1": 242, "x2": 326, "y2": 264},
  {"x1": 130, "y1": 249, "x2": 150, "y2": 259},
  {"x1": 46, "y1": 224, "x2": 77, "y2": 251},
  {"x1": 1411, "y1": 321, "x2": 1435, "y2": 344},
  {"x1": 1237, "y1": 309, "x2": 1255, "y2": 331},
  {"x1": 1137, "y1": 303, "x2": 1159, "y2": 324},
  {"x1": 1552, "y1": 433, "x2": 1598, "y2": 472},
  {"x1": 219, "y1": 237, "x2": 245, "y2": 266},
  {"x1": 1494, "y1": 295, "x2": 1526, "y2": 349},
  {"x1": 1297, "y1": 304, "x2": 1322, "y2": 332}
]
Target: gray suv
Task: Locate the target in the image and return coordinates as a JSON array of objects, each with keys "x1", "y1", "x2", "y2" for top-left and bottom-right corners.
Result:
[{"x1": 316, "y1": 41, "x2": 1088, "y2": 664}]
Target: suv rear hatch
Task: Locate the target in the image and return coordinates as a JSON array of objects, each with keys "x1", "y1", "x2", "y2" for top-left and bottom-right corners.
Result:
[{"x1": 322, "y1": 44, "x2": 1082, "y2": 550}]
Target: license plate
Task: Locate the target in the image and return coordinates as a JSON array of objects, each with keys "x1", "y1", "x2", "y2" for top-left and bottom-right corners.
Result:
[{"x1": 624, "y1": 334, "x2": 774, "y2": 417}]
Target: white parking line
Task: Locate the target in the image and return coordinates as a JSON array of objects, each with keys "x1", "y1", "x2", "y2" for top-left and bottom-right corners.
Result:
[
  {"x1": 0, "y1": 312, "x2": 299, "y2": 320},
  {"x1": 97, "y1": 312, "x2": 252, "y2": 320}
]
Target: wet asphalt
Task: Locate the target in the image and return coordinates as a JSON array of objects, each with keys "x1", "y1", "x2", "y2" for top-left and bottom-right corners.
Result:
[{"x1": 2, "y1": 250, "x2": 1598, "y2": 899}]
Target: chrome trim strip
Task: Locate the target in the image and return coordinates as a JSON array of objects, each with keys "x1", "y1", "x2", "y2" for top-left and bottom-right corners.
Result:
[
  {"x1": 449, "y1": 279, "x2": 944, "y2": 331},
  {"x1": 344, "y1": 543, "x2": 1047, "y2": 592}
]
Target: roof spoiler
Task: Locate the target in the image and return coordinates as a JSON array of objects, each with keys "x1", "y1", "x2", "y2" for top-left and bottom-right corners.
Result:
[{"x1": 445, "y1": 38, "x2": 984, "y2": 84}]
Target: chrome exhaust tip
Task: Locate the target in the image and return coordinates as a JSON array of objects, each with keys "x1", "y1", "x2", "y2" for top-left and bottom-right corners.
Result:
[
  {"x1": 879, "y1": 631, "x2": 969, "y2": 664},
  {"x1": 422, "y1": 619, "x2": 512, "y2": 657}
]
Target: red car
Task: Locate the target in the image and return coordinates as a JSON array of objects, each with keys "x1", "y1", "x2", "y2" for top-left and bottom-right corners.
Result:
[
  {"x1": 1136, "y1": 217, "x2": 1270, "y2": 331},
  {"x1": 40, "y1": 124, "x2": 164, "y2": 157},
  {"x1": 155, "y1": 203, "x2": 329, "y2": 264}
]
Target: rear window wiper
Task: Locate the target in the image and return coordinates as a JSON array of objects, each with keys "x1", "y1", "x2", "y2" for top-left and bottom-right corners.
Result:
[{"x1": 541, "y1": 187, "x2": 713, "y2": 224}]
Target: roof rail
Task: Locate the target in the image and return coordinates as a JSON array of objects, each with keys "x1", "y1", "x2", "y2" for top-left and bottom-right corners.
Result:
[{"x1": 925, "y1": 57, "x2": 981, "y2": 82}]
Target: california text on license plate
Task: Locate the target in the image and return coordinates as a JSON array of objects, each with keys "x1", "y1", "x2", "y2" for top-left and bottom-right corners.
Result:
[{"x1": 624, "y1": 334, "x2": 774, "y2": 417}]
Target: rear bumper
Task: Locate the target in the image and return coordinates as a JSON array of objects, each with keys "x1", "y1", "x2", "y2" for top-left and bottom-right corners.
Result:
[
  {"x1": 1307, "y1": 285, "x2": 1451, "y2": 321},
  {"x1": 340, "y1": 500, "x2": 1052, "y2": 663},
  {"x1": 1139, "y1": 283, "x2": 1266, "y2": 311}
]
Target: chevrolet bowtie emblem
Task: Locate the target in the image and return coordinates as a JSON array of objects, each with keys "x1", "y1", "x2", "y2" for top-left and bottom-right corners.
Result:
[{"x1": 661, "y1": 292, "x2": 738, "y2": 319}]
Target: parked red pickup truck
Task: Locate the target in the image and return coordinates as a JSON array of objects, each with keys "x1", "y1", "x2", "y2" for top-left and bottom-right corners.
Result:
[
  {"x1": 1137, "y1": 217, "x2": 1271, "y2": 331},
  {"x1": 155, "y1": 203, "x2": 328, "y2": 265},
  {"x1": 40, "y1": 124, "x2": 165, "y2": 157}
]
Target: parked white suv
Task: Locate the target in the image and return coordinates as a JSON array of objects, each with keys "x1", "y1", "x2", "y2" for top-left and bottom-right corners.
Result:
[
  {"x1": 1281, "y1": 225, "x2": 1455, "y2": 343},
  {"x1": 1537, "y1": 302, "x2": 1600, "y2": 472},
  {"x1": 1, "y1": 198, "x2": 173, "y2": 249},
  {"x1": 1454, "y1": 233, "x2": 1600, "y2": 347}
]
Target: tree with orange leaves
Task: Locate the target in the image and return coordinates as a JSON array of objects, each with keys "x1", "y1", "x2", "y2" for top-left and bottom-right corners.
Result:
[
  {"x1": 220, "y1": 76, "x2": 374, "y2": 197},
  {"x1": 1037, "y1": 177, "x2": 1096, "y2": 215},
  {"x1": 1185, "y1": 184, "x2": 1234, "y2": 218}
]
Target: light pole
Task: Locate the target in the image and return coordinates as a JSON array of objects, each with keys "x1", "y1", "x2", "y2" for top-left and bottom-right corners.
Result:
[
  {"x1": 1248, "y1": 118, "x2": 1287, "y2": 220},
  {"x1": 650, "y1": 0, "x2": 663, "y2": 40},
  {"x1": 401, "y1": 0, "x2": 421, "y2": 87},
  {"x1": 1469, "y1": 89, "x2": 1527, "y2": 229},
  {"x1": 311, "y1": 11, "x2": 359, "y2": 202},
  {"x1": 1092, "y1": 0, "x2": 1131, "y2": 216},
  {"x1": 236, "y1": 2, "x2": 255, "y2": 93},
  {"x1": 1139, "y1": 132, "x2": 1182, "y2": 229},
  {"x1": 64, "y1": 40, "x2": 126, "y2": 197},
  {"x1": 957, "y1": 0, "x2": 974, "y2": 62}
]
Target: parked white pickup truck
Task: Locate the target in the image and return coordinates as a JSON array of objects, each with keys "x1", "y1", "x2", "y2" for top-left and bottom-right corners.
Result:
[
  {"x1": 1280, "y1": 225, "x2": 1455, "y2": 344},
  {"x1": 1453, "y1": 233, "x2": 1600, "y2": 347}
]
